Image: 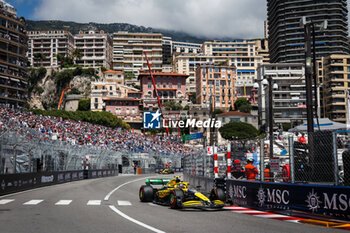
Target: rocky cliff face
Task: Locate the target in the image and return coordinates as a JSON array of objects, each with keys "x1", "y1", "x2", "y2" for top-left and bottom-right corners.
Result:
[{"x1": 29, "y1": 74, "x2": 92, "y2": 110}]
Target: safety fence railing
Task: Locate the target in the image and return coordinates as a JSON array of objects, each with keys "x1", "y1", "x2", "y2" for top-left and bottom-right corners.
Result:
[
  {"x1": 184, "y1": 130, "x2": 350, "y2": 186},
  {"x1": 0, "y1": 129, "x2": 186, "y2": 175}
]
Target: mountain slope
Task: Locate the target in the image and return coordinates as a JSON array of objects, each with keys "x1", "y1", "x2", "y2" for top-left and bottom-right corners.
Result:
[{"x1": 26, "y1": 20, "x2": 208, "y2": 43}]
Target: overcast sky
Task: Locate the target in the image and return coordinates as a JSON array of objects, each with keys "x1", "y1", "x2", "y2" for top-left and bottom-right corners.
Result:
[
  {"x1": 7, "y1": 0, "x2": 349, "y2": 39},
  {"x1": 9, "y1": 0, "x2": 267, "y2": 39}
]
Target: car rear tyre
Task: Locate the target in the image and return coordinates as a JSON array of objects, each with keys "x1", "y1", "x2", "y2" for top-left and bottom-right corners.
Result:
[
  {"x1": 210, "y1": 187, "x2": 225, "y2": 202},
  {"x1": 169, "y1": 189, "x2": 184, "y2": 209},
  {"x1": 139, "y1": 185, "x2": 154, "y2": 202}
]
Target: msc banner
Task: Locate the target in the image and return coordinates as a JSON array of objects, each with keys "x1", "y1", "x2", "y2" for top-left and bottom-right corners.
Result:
[
  {"x1": 226, "y1": 179, "x2": 350, "y2": 220},
  {"x1": 0, "y1": 169, "x2": 118, "y2": 196}
]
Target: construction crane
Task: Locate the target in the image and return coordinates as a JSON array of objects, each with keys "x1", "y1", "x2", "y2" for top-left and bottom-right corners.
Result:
[
  {"x1": 143, "y1": 51, "x2": 169, "y2": 137},
  {"x1": 57, "y1": 86, "x2": 71, "y2": 110}
]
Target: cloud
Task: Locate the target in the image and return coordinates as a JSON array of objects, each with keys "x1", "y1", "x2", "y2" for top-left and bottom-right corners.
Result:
[{"x1": 32, "y1": 0, "x2": 267, "y2": 39}]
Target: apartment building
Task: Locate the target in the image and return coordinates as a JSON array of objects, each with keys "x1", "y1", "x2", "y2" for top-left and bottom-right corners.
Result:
[
  {"x1": 91, "y1": 70, "x2": 141, "y2": 112},
  {"x1": 321, "y1": 54, "x2": 350, "y2": 124},
  {"x1": 103, "y1": 70, "x2": 124, "y2": 85},
  {"x1": 172, "y1": 41, "x2": 201, "y2": 54},
  {"x1": 195, "y1": 64, "x2": 236, "y2": 110},
  {"x1": 202, "y1": 40, "x2": 263, "y2": 98},
  {"x1": 162, "y1": 36, "x2": 172, "y2": 65},
  {"x1": 267, "y1": 0, "x2": 349, "y2": 63},
  {"x1": 257, "y1": 63, "x2": 306, "y2": 128},
  {"x1": 104, "y1": 97, "x2": 141, "y2": 122},
  {"x1": 174, "y1": 40, "x2": 263, "y2": 95},
  {"x1": 27, "y1": 30, "x2": 74, "y2": 67},
  {"x1": 0, "y1": 0, "x2": 28, "y2": 108},
  {"x1": 139, "y1": 72, "x2": 188, "y2": 108},
  {"x1": 74, "y1": 30, "x2": 113, "y2": 69},
  {"x1": 255, "y1": 39, "x2": 269, "y2": 63},
  {"x1": 112, "y1": 32, "x2": 163, "y2": 75}
]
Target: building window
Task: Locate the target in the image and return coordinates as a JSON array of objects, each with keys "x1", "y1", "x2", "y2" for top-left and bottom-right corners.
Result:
[
  {"x1": 110, "y1": 86, "x2": 112, "y2": 90},
  {"x1": 95, "y1": 98, "x2": 98, "y2": 103},
  {"x1": 178, "y1": 83, "x2": 181, "y2": 89}
]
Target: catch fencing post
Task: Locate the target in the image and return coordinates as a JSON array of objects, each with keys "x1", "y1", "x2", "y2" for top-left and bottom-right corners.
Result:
[
  {"x1": 227, "y1": 143, "x2": 231, "y2": 179},
  {"x1": 214, "y1": 146, "x2": 219, "y2": 178},
  {"x1": 333, "y1": 133, "x2": 339, "y2": 185},
  {"x1": 260, "y1": 139, "x2": 264, "y2": 181},
  {"x1": 288, "y1": 135, "x2": 295, "y2": 183}
]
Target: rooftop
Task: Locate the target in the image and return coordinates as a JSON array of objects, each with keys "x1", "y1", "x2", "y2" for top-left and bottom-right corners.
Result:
[
  {"x1": 104, "y1": 70, "x2": 124, "y2": 74},
  {"x1": 217, "y1": 111, "x2": 252, "y2": 117}
]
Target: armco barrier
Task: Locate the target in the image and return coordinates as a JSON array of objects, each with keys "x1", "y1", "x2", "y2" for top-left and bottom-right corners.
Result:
[
  {"x1": 0, "y1": 169, "x2": 118, "y2": 196},
  {"x1": 183, "y1": 174, "x2": 214, "y2": 194},
  {"x1": 226, "y1": 179, "x2": 350, "y2": 221}
]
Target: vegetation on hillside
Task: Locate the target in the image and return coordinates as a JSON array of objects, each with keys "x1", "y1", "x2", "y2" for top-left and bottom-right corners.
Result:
[
  {"x1": 27, "y1": 66, "x2": 99, "y2": 110},
  {"x1": 234, "y1": 97, "x2": 252, "y2": 113},
  {"x1": 29, "y1": 109, "x2": 130, "y2": 129},
  {"x1": 25, "y1": 20, "x2": 236, "y2": 44}
]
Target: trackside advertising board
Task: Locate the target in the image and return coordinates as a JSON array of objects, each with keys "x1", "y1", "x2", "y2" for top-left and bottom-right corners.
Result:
[{"x1": 226, "y1": 179, "x2": 350, "y2": 220}]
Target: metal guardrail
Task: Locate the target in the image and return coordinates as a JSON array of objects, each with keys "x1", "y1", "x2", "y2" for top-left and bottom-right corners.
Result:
[{"x1": 0, "y1": 169, "x2": 118, "y2": 196}]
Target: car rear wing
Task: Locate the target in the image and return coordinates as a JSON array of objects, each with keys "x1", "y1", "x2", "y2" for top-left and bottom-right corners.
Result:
[{"x1": 145, "y1": 179, "x2": 171, "y2": 185}]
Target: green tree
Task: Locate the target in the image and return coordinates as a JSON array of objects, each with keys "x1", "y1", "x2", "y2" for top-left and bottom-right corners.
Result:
[
  {"x1": 163, "y1": 100, "x2": 183, "y2": 111},
  {"x1": 124, "y1": 72, "x2": 136, "y2": 80},
  {"x1": 54, "y1": 69, "x2": 74, "y2": 90},
  {"x1": 71, "y1": 49, "x2": 83, "y2": 64},
  {"x1": 33, "y1": 53, "x2": 46, "y2": 67},
  {"x1": 56, "y1": 54, "x2": 73, "y2": 67},
  {"x1": 189, "y1": 92, "x2": 196, "y2": 104},
  {"x1": 78, "y1": 99, "x2": 90, "y2": 111},
  {"x1": 213, "y1": 109, "x2": 224, "y2": 117},
  {"x1": 219, "y1": 122, "x2": 258, "y2": 141},
  {"x1": 27, "y1": 67, "x2": 47, "y2": 93},
  {"x1": 67, "y1": 88, "x2": 81, "y2": 95},
  {"x1": 234, "y1": 97, "x2": 249, "y2": 110},
  {"x1": 238, "y1": 104, "x2": 252, "y2": 113}
]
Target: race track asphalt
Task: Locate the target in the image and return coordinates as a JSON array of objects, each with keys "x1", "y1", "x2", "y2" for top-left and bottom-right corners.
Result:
[{"x1": 0, "y1": 173, "x2": 345, "y2": 233}]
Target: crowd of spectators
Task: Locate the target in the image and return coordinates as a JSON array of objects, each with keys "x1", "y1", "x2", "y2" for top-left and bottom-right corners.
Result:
[{"x1": 0, "y1": 106, "x2": 196, "y2": 156}]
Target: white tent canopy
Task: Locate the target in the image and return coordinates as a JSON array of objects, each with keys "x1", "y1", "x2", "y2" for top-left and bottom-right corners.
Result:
[{"x1": 288, "y1": 118, "x2": 348, "y2": 132}]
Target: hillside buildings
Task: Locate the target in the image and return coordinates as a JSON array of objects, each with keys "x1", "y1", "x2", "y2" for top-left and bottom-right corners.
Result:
[
  {"x1": 27, "y1": 30, "x2": 74, "y2": 67},
  {"x1": 172, "y1": 41, "x2": 201, "y2": 55},
  {"x1": 91, "y1": 69, "x2": 142, "y2": 122},
  {"x1": 0, "y1": 1, "x2": 28, "y2": 108},
  {"x1": 257, "y1": 63, "x2": 306, "y2": 128},
  {"x1": 267, "y1": 0, "x2": 349, "y2": 63},
  {"x1": 112, "y1": 32, "x2": 163, "y2": 75},
  {"x1": 139, "y1": 72, "x2": 188, "y2": 108},
  {"x1": 319, "y1": 54, "x2": 350, "y2": 123},
  {"x1": 74, "y1": 30, "x2": 113, "y2": 69},
  {"x1": 195, "y1": 64, "x2": 236, "y2": 110},
  {"x1": 202, "y1": 40, "x2": 262, "y2": 98}
]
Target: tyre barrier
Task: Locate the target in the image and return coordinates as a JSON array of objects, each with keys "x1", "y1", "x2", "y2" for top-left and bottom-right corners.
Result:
[{"x1": 0, "y1": 169, "x2": 118, "y2": 196}]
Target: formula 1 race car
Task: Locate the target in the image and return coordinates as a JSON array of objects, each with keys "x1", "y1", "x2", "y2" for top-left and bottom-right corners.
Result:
[
  {"x1": 139, "y1": 177, "x2": 225, "y2": 209},
  {"x1": 158, "y1": 168, "x2": 174, "y2": 174}
]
